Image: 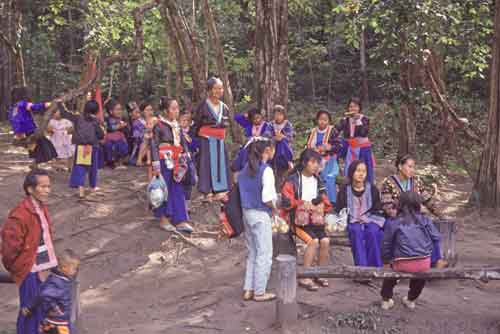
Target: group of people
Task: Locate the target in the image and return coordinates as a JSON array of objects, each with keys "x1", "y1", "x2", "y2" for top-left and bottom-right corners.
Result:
[{"x1": 2, "y1": 77, "x2": 449, "y2": 333}]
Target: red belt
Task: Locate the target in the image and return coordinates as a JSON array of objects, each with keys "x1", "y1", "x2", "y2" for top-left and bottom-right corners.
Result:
[
  {"x1": 199, "y1": 126, "x2": 226, "y2": 140},
  {"x1": 347, "y1": 137, "x2": 372, "y2": 149},
  {"x1": 158, "y1": 144, "x2": 183, "y2": 160}
]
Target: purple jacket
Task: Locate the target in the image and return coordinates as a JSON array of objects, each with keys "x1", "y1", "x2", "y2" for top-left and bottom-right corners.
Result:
[{"x1": 8, "y1": 100, "x2": 46, "y2": 135}]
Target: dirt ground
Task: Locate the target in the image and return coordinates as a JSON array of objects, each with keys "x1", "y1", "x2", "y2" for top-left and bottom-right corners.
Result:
[{"x1": 1, "y1": 134, "x2": 500, "y2": 334}]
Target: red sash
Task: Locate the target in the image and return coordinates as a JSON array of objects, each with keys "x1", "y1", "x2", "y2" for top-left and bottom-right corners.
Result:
[
  {"x1": 199, "y1": 126, "x2": 226, "y2": 140},
  {"x1": 158, "y1": 144, "x2": 183, "y2": 160}
]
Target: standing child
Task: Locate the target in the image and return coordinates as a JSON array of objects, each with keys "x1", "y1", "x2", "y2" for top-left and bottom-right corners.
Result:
[
  {"x1": 269, "y1": 105, "x2": 294, "y2": 188},
  {"x1": 179, "y1": 112, "x2": 199, "y2": 201},
  {"x1": 238, "y1": 139, "x2": 277, "y2": 302},
  {"x1": 281, "y1": 149, "x2": 332, "y2": 291},
  {"x1": 380, "y1": 192, "x2": 441, "y2": 310},
  {"x1": 306, "y1": 110, "x2": 344, "y2": 205},
  {"x1": 128, "y1": 104, "x2": 146, "y2": 166},
  {"x1": 151, "y1": 97, "x2": 193, "y2": 233},
  {"x1": 48, "y1": 109, "x2": 74, "y2": 170},
  {"x1": 22, "y1": 249, "x2": 80, "y2": 334},
  {"x1": 67, "y1": 101, "x2": 105, "y2": 198},
  {"x1": 335, "y1": 97, "x2": 376, "y2": 183},
  {"x1": 103, "y1": 99, "x2": 129, "y2": 169},
  {"x1": 8, "y1": 86, "x2": 58, "y2": 167},
  {"x1": 142, "y1": 102, "x2": 157, "y2": 181},
  {"x1": 232, "y1": 108, "x2": 272, "y2": 172}
]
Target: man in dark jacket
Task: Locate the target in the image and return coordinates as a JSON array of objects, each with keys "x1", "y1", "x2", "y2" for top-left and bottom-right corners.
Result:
[{"x1": 1, "y1": 169, "x2": 58, "y2": 333}]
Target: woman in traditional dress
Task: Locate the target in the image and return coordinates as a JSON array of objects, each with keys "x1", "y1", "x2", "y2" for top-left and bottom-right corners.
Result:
[
  {"x1": 336, "y1": 160, "x2": 385, "y2": 269},
  {"x1": 335, "y1": 97, "x2": 376, "y2": 183},
  {"x1": 380, "y1": 155, "x2": 448, "y2": 268},
  {"x1": 151, "y1": 97, "x2": 193, "y2": 233},
  {"x1": 306, "y1": 110, "x2": 344, "y2": 205},
  {"x1": 8, "y1": 86, "x2": 58, "y2": 167},
  {"x1": 193, "y1": 77, "x2": 232, "y2": 201}
]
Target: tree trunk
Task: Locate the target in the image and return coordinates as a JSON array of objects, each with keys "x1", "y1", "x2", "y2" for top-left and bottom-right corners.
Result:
[
  {"x1": 255, "y1": 0, "x2": 288, "y2": 117},
  {"x1": 398, "y1": 33, "x2": 418, "y2": 158},
  {"x1": 477, "y1": 1, "x2": 500, "y2": 208},
  {"x1": 360, "y1": 28, "x2": 369, "y2": 108},
  {"x1": 201, "y1": 0, "x2": 241, "y2": 143},
  {"x1": 164, "y1": 0, "x2": 206, "y2": 104}
]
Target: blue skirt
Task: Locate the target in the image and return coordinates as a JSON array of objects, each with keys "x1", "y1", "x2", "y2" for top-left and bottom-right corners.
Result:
[
  {"x1": 17, "y1": 272, "x2": 43, "y2": 334},
  {"x1": 103, "y1": 139, "x2": 128, "y2": 163},
  {"x1": 153, "y1": 160, "x2": 189, "y2": 225}
]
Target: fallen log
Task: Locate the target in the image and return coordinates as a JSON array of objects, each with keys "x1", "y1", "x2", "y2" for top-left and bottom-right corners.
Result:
[{"x1": 299, "y1": 265, "x2": 500, "y2": 282}]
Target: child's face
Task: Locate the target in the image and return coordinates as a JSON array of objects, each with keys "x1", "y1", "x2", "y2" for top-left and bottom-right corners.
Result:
[
  {"x1": 317, "y1": 114, "x2": 329, "y2": 130},
  {"x1": 166, "y1": 100, "x2": 180, "y2": 120},
  {"x1": 274, "y1": 111, "x2": 285, "y2": 124},
  {"x1": 53, "y1": 110, "x2": 62, "y2": 120},
  {"x1": 143, "y1": 105, "x2": 154, "y2": 118},
  {"x1": 253, "y1": 114, "x2": 263, "y2": 126},
  {"x1": 305, "y1": 158, "x2": 320, "y2": 175},
  {"x1": 130, "y1": 109, "x2": 140, "y2": 120},
  {"x1": 112, "y1": 104, "x2": 123, "y2": 118},
  {"x1": 179, "y1": 115, "x2": 191, "y2": 128},
  {"x1": 59, "y1": 261, "x2": 80, "y2": 278},
  {"x1": 348, "y1": 102, "x2": 361, "y2": 114},
  {"x1": 399, "y1": 159, "x2": 416, "y2": 179},
  {"x1": 263, "y1": 146, "x2": 275, "y2": 162},
  {"x1": 353, "y1": 163, "x2": 367, "y2": 184}
]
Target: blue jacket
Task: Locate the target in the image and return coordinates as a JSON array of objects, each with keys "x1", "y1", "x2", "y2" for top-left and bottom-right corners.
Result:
[
  {"x1": 238, "y1": 163, "x2": 272, "y2": 214},
  {"x1": 28, "y1": 270, "x2": 74, "y2": 323},
  {"x1": 382, "y1": 214, "x2": 441, "y2": 264}
]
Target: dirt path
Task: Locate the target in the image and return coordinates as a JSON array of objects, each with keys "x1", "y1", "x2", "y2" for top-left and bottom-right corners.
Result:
[{"x1": 1, "y1": 139, "x2": 499, "y2": 334}]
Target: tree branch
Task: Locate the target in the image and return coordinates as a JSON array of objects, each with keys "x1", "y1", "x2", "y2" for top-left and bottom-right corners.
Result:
[{"x1": 0, "y1": 32, "x2": 17, "y2": 56}]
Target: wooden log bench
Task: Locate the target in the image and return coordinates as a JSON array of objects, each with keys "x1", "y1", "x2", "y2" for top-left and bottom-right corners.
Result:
[
  {"x1": 327, "y1": 219, "x2": 458, "y2": 266},
  {"x1": 274, "y1": 255, "x2": 499, "y2": 328}
]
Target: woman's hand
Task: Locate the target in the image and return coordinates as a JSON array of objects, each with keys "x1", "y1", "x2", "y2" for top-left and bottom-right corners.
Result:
[
  {"x1": 275, "y1": 132, "x2": 284, "y2": 141},
  {"x1": 323, "y1": 143, "x2": 332, "y2": 152}
]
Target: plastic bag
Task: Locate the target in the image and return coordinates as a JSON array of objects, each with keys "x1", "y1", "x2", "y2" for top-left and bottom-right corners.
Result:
[
  {"x1": 325, "y1": 208, "x2": 349, "y2": 233},
  {"x1": 147, "y1": 175, "x2": 168, "y2": 209}
]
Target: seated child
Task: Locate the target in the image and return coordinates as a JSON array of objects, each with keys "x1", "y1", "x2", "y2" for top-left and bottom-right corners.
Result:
[
  {"x1": 281, "y1": 149, "x2": 332, "y2": 291},
  {"x1": 103, "y1": 99, "x2": 129, "y2": 168},
  {"x1": 22, "y1": 249, "x2": 80, "y2": 334},
  {"x1": 48, "y1": 108, "x2": 74, "y2": 170},
  {"x1": 269, "y1": 105, "x2": 294, "y2": 188},
  {"x1": 380, "y1": 191, "x2": 441, "y2": 310},
  {"x1": 232, "y1": 108, "x2": 272, "y2": 172}
]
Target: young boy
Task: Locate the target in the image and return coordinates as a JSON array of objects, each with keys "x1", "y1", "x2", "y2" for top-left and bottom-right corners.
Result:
[{"x1": 22, "y1": 249, "x2": 80, "y2": 334}]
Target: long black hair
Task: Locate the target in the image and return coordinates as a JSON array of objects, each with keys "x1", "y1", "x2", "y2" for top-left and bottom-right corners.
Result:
[
  {"x1": 398, "y1": 191, "x2": 422, "y2": 225},
  {"x1": 105, "y1": 98, "x2": 120, "y2": 115},
  {"x1": 315, "y1": 109, "x2": 331, "y2": 122},
  {"x1": 247, "y1": 139, "x2": 272, "y2": 177},
  {"x1": 247, "y1": 107, "x2": 264, "y2": 123},
  {"x1": 347, "y1": 160, "x2": 367, "y2": 184}
]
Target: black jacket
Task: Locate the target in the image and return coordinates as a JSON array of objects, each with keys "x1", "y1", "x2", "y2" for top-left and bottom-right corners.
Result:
[{"x1": 58, "y1": 104, "x2": 104, "y2": 145}]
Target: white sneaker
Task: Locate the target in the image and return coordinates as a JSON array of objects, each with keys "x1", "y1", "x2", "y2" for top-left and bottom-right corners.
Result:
[
  {"x1": 160, "y1": 224, "x2": 176, "y2": 232},
  {"x1": 381, "y1": 299, "x2": 395, "y2": 310},
  {"x1": 402, "y1": 296, "x2": 416, "y2": 310}
]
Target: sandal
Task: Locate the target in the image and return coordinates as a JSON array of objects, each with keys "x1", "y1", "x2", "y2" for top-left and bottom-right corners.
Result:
[
  {"x1": 253, "y1": 293, "x2": 276, "y2": 302},
  {"x1": 315, "y1": 278, "x2": 329, "y2": 287},
  {"x1": 243, "y1": 290, "x2": 254, "y2": 301},
  {"x1": 299, "y1": 280, "x2": 319, "y2": 291}
]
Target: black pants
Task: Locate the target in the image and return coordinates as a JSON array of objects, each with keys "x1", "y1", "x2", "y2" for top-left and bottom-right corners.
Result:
[{"x1": 380, "y1": 278, "x2": 426, "y2": 301}]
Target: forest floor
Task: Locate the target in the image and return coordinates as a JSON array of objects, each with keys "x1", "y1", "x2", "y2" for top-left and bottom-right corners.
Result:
[{"x1": 1, "y1": 131, "x2": 500, "y2": 334}]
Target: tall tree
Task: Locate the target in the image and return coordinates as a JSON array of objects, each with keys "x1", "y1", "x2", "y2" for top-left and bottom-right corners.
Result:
[
  {"x1": 477, "y1": 0, "x2": 500, "y2": 208},
  {"x1": 255, "y1": 0, "x2": 288, "y2": 115}
]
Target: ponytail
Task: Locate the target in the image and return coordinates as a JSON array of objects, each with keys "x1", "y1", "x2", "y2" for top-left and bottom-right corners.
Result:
[{"x1": 247, "y1": 139, "x2": 272, "y2": 177}]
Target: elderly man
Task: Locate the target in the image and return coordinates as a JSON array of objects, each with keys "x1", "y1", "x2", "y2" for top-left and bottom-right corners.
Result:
[{"x1": 1, "y1": 169, "x2": 58, "y2": 334}]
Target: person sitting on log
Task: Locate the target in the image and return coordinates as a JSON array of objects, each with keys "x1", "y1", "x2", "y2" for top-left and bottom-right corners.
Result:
[
  {"x1": 380, "y1": 191, "x2": 441, "y2": 311},
  {"x1": 281, "y1": 149, "x2": 333, "y2": 291},
  {"x1": 21, "y1": 249, "x2": 80, "y2": 334},
  {"x1": 336, "y1": 160, "x2": 385, "y2": 272},
  {"x1": 380, "y1": 155, "x2": 448, "y2": 269},
  {"x1": 8, "y1": 86, "x2": 58, "y2": 168},
  {"x1": 103, "y1": 99, "x2": 129, "y2": 169}
]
